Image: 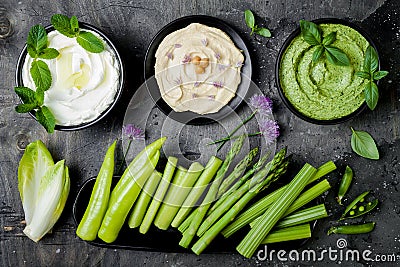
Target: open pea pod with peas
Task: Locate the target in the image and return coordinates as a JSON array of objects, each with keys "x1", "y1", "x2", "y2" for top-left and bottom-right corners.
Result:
[{"x1": 339, "y1": 191, "x2": 379, "y2": 221}]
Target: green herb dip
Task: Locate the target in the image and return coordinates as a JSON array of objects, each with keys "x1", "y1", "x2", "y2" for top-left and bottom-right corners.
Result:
[{"x1": 279, "y1": 23, "x2": 370, "y2": 120}]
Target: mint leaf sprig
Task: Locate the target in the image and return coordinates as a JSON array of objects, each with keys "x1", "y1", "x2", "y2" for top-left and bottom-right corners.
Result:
[
  {"x1": 356, "y1": 45, "x2": 388, "y2": 110},
  {"x1": 244, "y1": 10, "x2": 271, "y2": 38},
  {"x1": 15, "y1": 24, "x2": 58, "y2": 133},
  {"x1": 51, "y1": 14, "x2": 104, "y2": 53},
  {"x1": 15, "y1": 87, "x2": 55, "y2": 133},
  {"x1": 299, "y1": 20, "x2": 350, "y2": 66}
]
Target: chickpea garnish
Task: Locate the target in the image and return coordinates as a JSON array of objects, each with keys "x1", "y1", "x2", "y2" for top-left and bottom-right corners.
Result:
[
  {"x1": 195, "y1": 66, "x2": 205, "y2": 74},
  {"x1": 192, "y1": 56, "x2": 201, "y2": 65},
  {"x1": 199, "y1": 58, "x2": 209, "y2": 68}
]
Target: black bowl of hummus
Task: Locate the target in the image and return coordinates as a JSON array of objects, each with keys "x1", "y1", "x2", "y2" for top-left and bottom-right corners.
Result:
[
  {"x1": 275, "y1": 18, "x2": 379, "y2": 125},
  {"x1": 16, "y1": 22, "x2": 124, "y2": 131},
  {"x1": 144, "y1": 15, "x2": 252, "y2": 125}
]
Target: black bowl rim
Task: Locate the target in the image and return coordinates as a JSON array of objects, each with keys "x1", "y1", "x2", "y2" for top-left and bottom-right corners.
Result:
[
  {"x1": 143, "y1": 15, "x2": 252, "y2": 125},
  {"x1": 15, "y1": 22, "x2": 125, "y2": 131},
  {"x1": 275, "y1": 18, "x2": 380, "y2": 125}
]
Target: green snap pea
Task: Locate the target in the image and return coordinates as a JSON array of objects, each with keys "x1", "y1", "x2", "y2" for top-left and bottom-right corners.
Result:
[
  {"x1": 98, "y1": 137, "x2": 166, "y2": 243},
  {"x1": 337, "y1": 166, "x2": 353, "y2": 205},
  {"x1": 327, "y1": 222, "x2": 375, "y2": 235},
  {"x1": 340, "y1": 191, "x2": 378, "y2": 220},
  {"x1": 76, "y1": 140, "x2": 116, "y2": 241}
]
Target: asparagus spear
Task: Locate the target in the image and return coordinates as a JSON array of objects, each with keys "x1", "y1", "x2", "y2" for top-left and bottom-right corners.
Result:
[
  {"x1": 196, "y1": 148, "x2": 288, "y2": 237},
  {"x1": 139, "y1": 157, "x2": 178, "y2": 234},
  {"x1": 191, "y1": 156, "x2": 289, "y2": 255},
  {"x1": 154, "y1": 163, "x2": 203, "y2": 230},
  {"x1": 179, "y1": 135, "x2": 245, "y2": 248},
  {"x1": 171, "y1": 156, "x2": 222, "y2": 228}
]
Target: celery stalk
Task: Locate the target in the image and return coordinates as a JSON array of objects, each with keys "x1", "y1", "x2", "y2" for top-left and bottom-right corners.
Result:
[{"x1": 261, "y1": 224, "x2": 311, "y2": 244}]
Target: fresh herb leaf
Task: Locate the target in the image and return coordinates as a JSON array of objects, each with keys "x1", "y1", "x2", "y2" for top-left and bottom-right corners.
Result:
[
  {"x1": 299, "y1": 20, "x2": 321, "y2": 46},
  {"x1": 76, "y1": 31, "x2": 104, "y2": 53},
  {"x1": 325, "y1": 46, "x2": 350, "y2": 66},
  {"x1": 51, "y1": 14, "x2": 76, "y2": 37},
  {"x1": 244, "y1": 10, "x2": 255, "y2": 29},
  {"x1": 27, "y1": 25, "x2": 48, "y2": 53},
  {"x1": 14, "y1": 86, "x2": 37, "y2": 105},
  {"x1": 322, "y1": 31, "x2": 336, "y2": 46},
  {"x1": 254, "y1": 27, "x2": 271, "y2": 37},
  {"x1": 70, "y1": 16, "x2": 80, "y2": 34},
  {"x1": 350, "y1": 127, "x2": 379, "y2": 160},
  {"x1": 36, "y1": 88, "x2": 44, "y2": 106},
  {"x1": 15, "y1": 103, "x2": 38, "y2": 113},
  {"x1": 312, "y1": 45, "x2": 324, "y2": 62},
  {"x1": 38, "y1": 48, "x2": 59, "y2": 59},
  {"x1": 27, "y1": 45, "x2": 37, "y2": 58},
  {"x1": 364, "y1": 81, "x2": 379, "y2": 110},
  {"x1": 30, "y1": 60, "x2": 52, "y2": 91},
  {"x1": 36, "y1": 106, "x2": 56, "y2": 133},
  {"x1": 363, "y1": 45, "x2": 378, "y2": 73},
  {"x1": 356, "y1": 71, "x2": 371, "y2": 79},
  {"x1": 373, "y1": 70, "x2": 388, "y2": 80}
]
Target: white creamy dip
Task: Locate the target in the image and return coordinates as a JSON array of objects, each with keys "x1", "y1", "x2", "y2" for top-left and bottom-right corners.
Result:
[
  {"x1": 154, "y1": 23, "x2": 244, "y2": 114},
  {"x1": 22, "y1": 30, "x2": 120, "y2": 126}
]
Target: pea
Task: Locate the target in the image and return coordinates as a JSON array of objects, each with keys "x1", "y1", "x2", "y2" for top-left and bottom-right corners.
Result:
[
  {"x1": 359, "y1": 206, "x2": 365, "y2": 212},
  {"x1": 328, "y1": 222, "x2": 375, "y2": 235},
  {"x1": 337, "y1": 166, "x2": 353, "y2": 205}
]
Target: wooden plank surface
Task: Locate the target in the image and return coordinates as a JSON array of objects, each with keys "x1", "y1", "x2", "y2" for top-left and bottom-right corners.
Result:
[{"x1": 1, "y1": 0, "x2": 399, "y2": 266}]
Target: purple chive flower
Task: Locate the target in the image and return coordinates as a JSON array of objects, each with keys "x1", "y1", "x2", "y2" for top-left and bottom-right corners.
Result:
[
  {"x1": 174, "y1": 77, "x2": 183, "y2": 86},
  {"x1": 214, "y1": 52, "x2": 221, "y2": 60},
  {"x1": 201, "y1": 38, "x2": 208, "y2": 46},
  {"x1": 166, "y1": 52, "x2": 173, "y2": 60},
  {"x1": 123, "y1": 124, "x2": 145, "y2": 140},
  {"x1": 218, "y1": 63, "x2": 229, "y2": 71},
  {"x1": 249, "y1": 94, "x2": 273, "y2": 114},
  {"x1": 193, "y1": 81, "x2": 201, "y2": 87},
  {"x1": 192, "y1": 93, "x2": 199, "y2": 98},
  {"x1": 174, "y1": 43, "x2": 182, "y2": 48},
  {"x1": 208, "y1": 95, "x2": 215, "y2": 100},
  {"x1": 213, "y1": 81, "x2": 224, "y2": 88},
  {"x1": 235, "y1": 61, "x2": 244, "y2": 68},
  {"x1": 182, "y1": 54, "x2": 191, "y2": 64},
  {"x1": 258, "y1": 119, "x2": 280, "y2": 145}
]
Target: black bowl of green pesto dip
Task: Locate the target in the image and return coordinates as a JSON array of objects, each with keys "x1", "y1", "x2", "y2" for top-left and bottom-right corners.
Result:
[{"x1": 275, "y1": 18, "x2": 379, "y2": 124}]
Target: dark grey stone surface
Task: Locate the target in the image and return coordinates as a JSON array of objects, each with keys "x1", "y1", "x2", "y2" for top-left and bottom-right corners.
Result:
[{"x1": 0, "y1": 0, "x2": 399, "y2": 266}]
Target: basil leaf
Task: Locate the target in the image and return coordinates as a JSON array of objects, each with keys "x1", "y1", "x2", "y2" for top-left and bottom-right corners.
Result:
[
  {"x1": 70, "y1": 16, "x2": 80, "y2": 34},
  {"x1": 76, "y1": 31, "x2": 104, "y2": 53},
  {"x1": 373, "y1": 70, "x2": 388, "y2": 80},
  {"x1": 38, "y1": 48, "x2": 59, "y2": 59},
  {"x1": 364, "y1": 45, "x2": 378, "y2": 73},
  {"x1": 51, "y1": 14, "x2": 76, "y2": 37},
  {"x1": 299, "y1": 20, "x2": 321, "y2": 46},
  {"x1": 30, "y1": 60, "x2": 52, "y2": 91},
  {"x1": 355, "y1": 71, "x2": 371, "y2": 80},
  {"x1": 244, "y1": 10, "x2": 255, "y2": 29},
  {"x1": 351, "y1": 127, "x2": 379, "y2": 160},
  {"x1": 36, "y1": 106, "x2": 56, "y2": 133},
  {"x1": 15, "y1": 103, "x2": 38, "y2": 113},
  {"x1": 322, "y1": 31, "x2": 336, "y2": 46},
  {"x1": 14, "y1": 86, "x2": 37, "y2": 104},
  {"x1": 312, "y1": 45, "x2": 324, "y2": 62},
  {"x1": 325, "y1": 46, "x2": 350, "y2": 66},
  {"x1": 254, "y1": 27, "x2": 271, "y2": 37},
  {"x1": 27, "y1": 25, "x2": 48, "y2": 53},
  {"x1": 364, "y1": 81, "x2": 379, "y2": 110}
]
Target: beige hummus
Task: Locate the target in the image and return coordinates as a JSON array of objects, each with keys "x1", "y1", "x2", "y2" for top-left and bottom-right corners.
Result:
[{"x1": 154, "y1": 23, "x2": 244, "y2": 114}]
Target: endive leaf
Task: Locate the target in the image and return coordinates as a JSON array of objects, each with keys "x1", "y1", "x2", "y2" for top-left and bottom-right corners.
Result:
[
  {"x1": 23, "y1": 160, "x2": 65, "y2": 242},
  {"x1": 18, "y1": 140, "x2": 54, "y2": 225}
]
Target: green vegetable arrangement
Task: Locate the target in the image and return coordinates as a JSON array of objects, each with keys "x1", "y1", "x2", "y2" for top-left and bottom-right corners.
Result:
[
  {"x1": 74, "y1": 135, "x2": 336, "y2": 259},
  {"x1": 18, "y1": 140, "x2": 70, "y2": 242}
]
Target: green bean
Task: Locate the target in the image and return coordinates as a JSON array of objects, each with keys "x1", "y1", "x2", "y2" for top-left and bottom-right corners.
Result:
[
  {"x1": 76, "y1": 141, "x2": 116, "y2": 241},
  {"x1": 327, "y1": 222, "x2": 375, "y2": 235},
  {"x1": 98, "y1": 137, "x2": 166, "y2": 243},
  {"x1": 337, "y1": 166, "x2": 353, "y2": 205}
]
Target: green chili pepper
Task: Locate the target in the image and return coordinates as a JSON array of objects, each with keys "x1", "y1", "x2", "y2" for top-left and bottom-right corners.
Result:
[
  {"x1": 340, "y1": 191, "x2": 378, "y2": 220},
  {"x1": 337, "y1": 166, "x2": 353, "y2": 205},
  {"x1": 98, "y1": 137, "x2": 166, "y2": 243},
  {"x1": 327, "y1": 222, "x2": 375, "y2": 235},
  {"x1": 76, "y1": 140, "x2": 116, "y2": 241}
]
